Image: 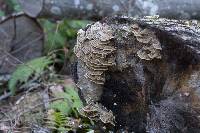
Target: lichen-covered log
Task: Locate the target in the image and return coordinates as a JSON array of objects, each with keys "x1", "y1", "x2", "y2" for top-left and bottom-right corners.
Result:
[{"x1": 73, "y1": 16, "x2": 200, "y2": 132}]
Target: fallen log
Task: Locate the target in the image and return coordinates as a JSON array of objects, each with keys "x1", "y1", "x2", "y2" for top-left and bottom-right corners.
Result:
[
  {"x1": 0, "y1": 13, "x2": 44, "y2": 74},
  {"x1": 18, "y1": 0, "x2": 200, "y2": 20},
  {"x1": 73, "y1": 16, "x2": 200, "y2": 132}
]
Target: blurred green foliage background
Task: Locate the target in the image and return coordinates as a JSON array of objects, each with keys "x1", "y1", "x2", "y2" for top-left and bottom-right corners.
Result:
[{"x1": 0, "y1": 1, "x2": 96, "y2": 132}]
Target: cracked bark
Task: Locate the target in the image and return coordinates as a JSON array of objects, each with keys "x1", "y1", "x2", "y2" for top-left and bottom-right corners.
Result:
[{"x1": 18, "y1": 0, "x2": 200, "y2": 20}]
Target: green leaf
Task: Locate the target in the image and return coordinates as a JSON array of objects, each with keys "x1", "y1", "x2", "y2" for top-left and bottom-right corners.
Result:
[
  {"x1": 0, "y1": 11, "x2": 5, "y2": 17},
  {"x1": 8, "y1": 56, "x2": 52, "y2": 94},
  {"x1": 50, "y1": 100, "x2": 71, "y2": 115},
  {"x1": 64, "y1": 86, "x2": 83, "y2": 109},
  {"x1": 5, "y1": 0, "x2": 22, "y2": 12}
]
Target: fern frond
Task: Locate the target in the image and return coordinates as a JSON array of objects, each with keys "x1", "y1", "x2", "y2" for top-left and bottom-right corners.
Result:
[
  {"x1": 46, "y1": 111, "x2": 71, "y2": 132},
  {"x1": 46, "y1": 86, "x2": 92, "y2": 132},
  {"x1": 8, "y1": 56, "x2": 52, "y2": 94},
  {"x1": 64, "y1": 86, "x2": 83, "y2": 109},
  {"x1": 49, "y1": 86, "x2": 83, "y2": 117},
  {"x1": 52, "y1": 112, "x2": 66, "y2": 126},
  {"x1": 50, "y1": 100, "x2": 71, "y2": 116}
]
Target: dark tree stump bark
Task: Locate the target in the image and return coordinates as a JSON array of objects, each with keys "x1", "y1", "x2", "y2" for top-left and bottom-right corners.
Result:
[{"x1": 73, "y1": 16, "x2": 200, "y2": 132}]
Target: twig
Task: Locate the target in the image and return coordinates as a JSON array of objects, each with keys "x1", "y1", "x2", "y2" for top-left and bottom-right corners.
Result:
[
  {"x1": 0, "y1": 110, "x2": 14, "y2": 132},
  {"x1": 0, "y1": 92, "x2": 12, "y2": 101},
  {"x1": 0, "y1": 78, "x2": 41, "y2": 101},
  {"x1": 0, "y1": 97, "x2": 65, "y2": 123}
]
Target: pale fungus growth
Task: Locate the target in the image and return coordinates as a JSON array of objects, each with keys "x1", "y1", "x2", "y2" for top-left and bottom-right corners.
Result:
[
  {"x1": 79, "y1": 102, "x2": 115, "y2": 125},
  {"x1": 129, "y1": 23, "x2": 162, "y2": 60},
  {"x1": 74, "y1": 22, "x2": 116, "y2": 85}
]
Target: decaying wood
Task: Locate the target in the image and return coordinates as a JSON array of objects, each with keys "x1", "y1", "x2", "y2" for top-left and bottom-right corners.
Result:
[
  {"x1": 0, "y1": 13, "x2": 44, "y2": 74},
  {"x1": 18, "y1": 0, "x2": 200, "y2": 20},
  {"x1": 74, "y1": 16, "x2": 200, "y2": 132}
]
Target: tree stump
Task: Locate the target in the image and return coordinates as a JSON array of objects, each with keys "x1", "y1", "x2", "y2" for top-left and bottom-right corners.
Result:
[{"x1": 73, "y1": 16, "x2": 200, "y2": 132}]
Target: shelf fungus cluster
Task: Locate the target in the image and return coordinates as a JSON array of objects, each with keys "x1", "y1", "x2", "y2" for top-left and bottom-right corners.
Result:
[
  {"x1": 73, "y1": 16, "x2": 200, "y2": 132},
  {"x1": 74, "y1": 22, "x2": 116, "y2": 85},
  {"x1": 74, "y1": 20, "x2": 162, "y2": 127},
  {"x1": 130, "y1": 24, "x2": 162, "y2": 60},
  {"x1": 79, "y1": 102, "x2": 115, "y2": 125}
]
